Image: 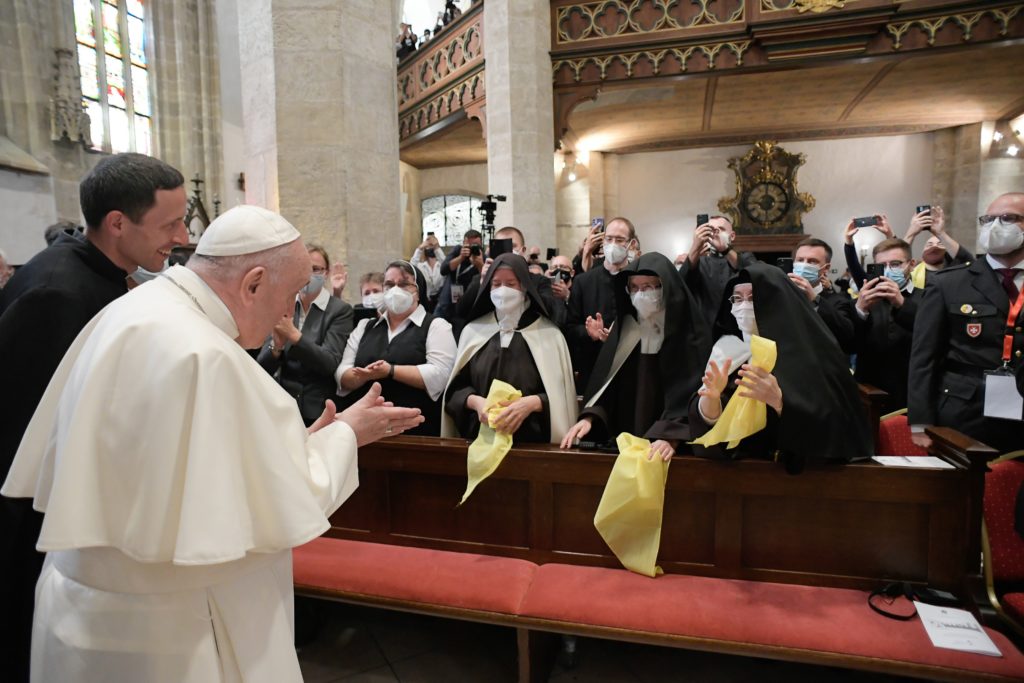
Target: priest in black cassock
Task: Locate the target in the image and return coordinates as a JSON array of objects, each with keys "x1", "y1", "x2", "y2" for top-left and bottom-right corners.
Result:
[
  {"x1": 561, "y1": 252, "x2": 711, "y2": 460},
  {"x1": 690, "y1": 263, "x2": 871, "y2": 472},
  {"x1": 442, "y1": 253, "x2": 576, "y2": 444},
  {"x1": 0, "y1": 153, "x2": 187, "y2": 682}
]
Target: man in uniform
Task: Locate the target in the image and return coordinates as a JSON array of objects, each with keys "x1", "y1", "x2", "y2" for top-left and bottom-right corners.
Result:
[{"x1": 908, "y1": 192, "x2": 1024, "y2": 452}]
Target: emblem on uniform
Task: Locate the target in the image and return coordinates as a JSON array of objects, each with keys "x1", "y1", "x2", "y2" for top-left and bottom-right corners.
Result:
[
  {"x1": 966, "y1": 323, "x2": 982, "y2": 338},
  {"x1": 960, "y1": 304, "x2": 973, "y2": 314}
]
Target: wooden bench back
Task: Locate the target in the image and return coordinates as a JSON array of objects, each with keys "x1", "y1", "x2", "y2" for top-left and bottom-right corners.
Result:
[{"x1": 327, "y1": 428, "x2": 992, "y2": 594}]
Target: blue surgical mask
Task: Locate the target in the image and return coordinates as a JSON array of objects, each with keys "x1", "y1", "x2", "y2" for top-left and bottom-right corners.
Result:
[
  {"x1": 301, "y1": 274, "x2": 325, "y2": 297},
  {"x1": 792, "y1": 261, "x2": 820, "y2": 285},
  {"x1": 884, "y1": 266, "x2": 907, "y2": 289}
]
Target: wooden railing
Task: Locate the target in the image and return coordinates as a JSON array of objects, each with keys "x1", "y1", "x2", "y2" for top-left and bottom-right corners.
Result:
[
  {"x1": 397, "y1": 1, "x2": 485, "y2": 144},
  {"x1": 550, "y1": 0, "x2": 1024, "y2": 142}
]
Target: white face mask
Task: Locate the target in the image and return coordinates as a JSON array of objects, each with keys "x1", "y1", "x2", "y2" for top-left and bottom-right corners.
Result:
[
  {"x1": 630, "y1": 289, "x2": 663, "y2": 319},
  {"x1": 362, "y1": 291, "x2": 384, "y2": 311},
  {"x1": 603, "y1": 241, "x2": 628, "y2": 265},
  {"x1": 490, "y1": 285, "x2": 524, "y2": 315},
  {"x1": 383, "y1": 287, "x2": 415, "y2": 315},
  {"x1": 979, "y1": 218, "x2": 1024, "y2": 255},
  {"x1": 301, "y1": 274, "x2": 325, "y2": 297},
  {"x1": 731, "y1": 301, "x2": 758, "y2": 336}
]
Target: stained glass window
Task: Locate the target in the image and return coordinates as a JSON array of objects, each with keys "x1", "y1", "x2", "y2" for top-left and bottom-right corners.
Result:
[
  {"x1": 421, "y1": 195, "x2": 484, "y2": 246},
  {"x1": 74, "y1": 0, "x2": 153, "y2": 154}
]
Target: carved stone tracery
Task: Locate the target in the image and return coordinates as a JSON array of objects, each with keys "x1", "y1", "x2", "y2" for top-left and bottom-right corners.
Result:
[{"x1": 49, "y1": 48, "x2": 92, "y2": 147}]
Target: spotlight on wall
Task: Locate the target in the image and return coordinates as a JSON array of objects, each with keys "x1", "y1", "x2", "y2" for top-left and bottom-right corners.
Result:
[
  {"x1": 1009, "y1": 145, "x2": 1020, "y2": 157},
  {"x1": 986, "y1": 119, "x2": 1023, "y2": 159},
  {"x1": 993, "y1": 130, "x2": 1004, "y2": 142}
]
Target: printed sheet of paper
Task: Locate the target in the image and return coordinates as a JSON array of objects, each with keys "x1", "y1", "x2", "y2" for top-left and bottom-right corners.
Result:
[
  {"x1": 871, "y1": 456, "x2": 955, "y2": 470},
  {"x1": 915, "y1": 602, "x2": 1001, "y2": 657}
]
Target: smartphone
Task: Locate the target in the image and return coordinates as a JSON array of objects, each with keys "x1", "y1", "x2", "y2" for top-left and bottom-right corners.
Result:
[
  {"x1": 915, "y1": 205, "x2": 931, "y2": 215},
  {"x1": 865, "y1": 263, "x2": 885, "y2": 279},
  {"x1": 697, "y1": 213, "x2": 709, "y2": 227},
  {"x1": 546, "y1": 247, "x2": 557, "y2": 260},
  {"x1": 853, "y1": 216, "x2": 879, "y2": 228},
  {"x1": 488, "y1": 238, "x2": 513, "y2": 260},
  {"x1": 469, "y1": 244, "x2": 482, "y2": 256},
  {"x1": 591, "y1": 217, "x2": 604, "y2": 233},
  {"x1": 776, "y1": 257, "x2": 794, "y2": 274},
  {"x1": 427, "y1": 231, "x2": 435, "y2": 236},
  {"x1": 556, "y1": 269, "x2": 571, "y2": 283}
]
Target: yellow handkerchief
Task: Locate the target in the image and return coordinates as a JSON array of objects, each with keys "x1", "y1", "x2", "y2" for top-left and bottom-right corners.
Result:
[
  {"x1": 593, "y1": 433, "x2": 670, "y2": 578},
  {"x1": 691, "y1": 335, "x2": 778, "y2": 449},
  {"x1": 459, "y1": 379, "x2": 522, "y2": 505}
]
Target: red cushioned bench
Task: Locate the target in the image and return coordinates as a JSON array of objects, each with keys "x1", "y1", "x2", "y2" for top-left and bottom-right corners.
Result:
[{"x1": 293, "y1": 537, "x2": 1024, "y2": 683}]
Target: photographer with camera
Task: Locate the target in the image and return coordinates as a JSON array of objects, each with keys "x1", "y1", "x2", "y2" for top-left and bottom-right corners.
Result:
[
  {"x1": 436, "y1": 229, "x2": 484, "y2": 323},
  {"x1": 902, "y1": 206, "x2": 972, "y2": 288},
  {"x1": 677, "y1": 215, "x2": 757, "y2": 326},
  {"x1": 410, "y1": 233, "x2": 444, "y2": 311}
]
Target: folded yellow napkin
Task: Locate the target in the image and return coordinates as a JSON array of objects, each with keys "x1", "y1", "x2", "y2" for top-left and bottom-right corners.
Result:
[
  {"x1": 459, "y1": 379, "x2": 522, "y2": 505},
  {"x1": 691, "y1": 335, "x2": 778, "y2": 449},
  {"x1": 593, "y1": 433, "x2": 670, "y2": 578}
]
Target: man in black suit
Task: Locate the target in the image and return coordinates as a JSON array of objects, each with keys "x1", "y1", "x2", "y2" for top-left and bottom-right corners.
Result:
[
  {"x1": 854, "y1": 237, "x2": 920, "y2": 412},
  {"x1": 787, "y1": 237, "x2": 857, "y2": 355},
  {"x1": 435, "y1": 229, "x2": 484, "y2": 324},
  {"x1": 565, "y1": 216, "x2": 639, "y2": 392},
  {"x1": 909, "y1": 192, "x2": 1024, "y2": 453},
  {"x1": 0, "y1": 153, "x2": 187, "y2": 683},
  {"x1": 677, "y1": 215, "x2": 758, "y2": 326},
  {"x1": 257, "y1": 244, "x2": 354, "y2": 425}
]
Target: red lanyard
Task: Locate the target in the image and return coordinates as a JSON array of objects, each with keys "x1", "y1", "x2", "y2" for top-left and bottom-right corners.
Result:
[{"x1": 1003, "y1": 287, "x2": 1024, "y2": 366}]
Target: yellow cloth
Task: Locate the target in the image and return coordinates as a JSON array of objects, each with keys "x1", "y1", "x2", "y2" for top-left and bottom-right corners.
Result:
[
  {"x1": 691, "y1": 335, "x2": 778, "y2": 449},
  {"x1": 593, "y1": 433, "x2": 670, "y2": 578},
  {"x1": 911, "y1": 261, "x2": 928, "y2": 290},
  {"x1": 459, "y1": 379, "x2": 522, "y2": 505}
]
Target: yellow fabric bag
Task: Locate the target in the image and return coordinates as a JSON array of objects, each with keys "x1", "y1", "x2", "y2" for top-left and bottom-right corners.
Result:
[
  {"x1": 593, "y1": 433, "x2": 670, "y2": 578},
  {"x1": 691, "y1": 335, "x2": 778, "y2": 449},
  {"x1": 459, "y1": 379, "x2": 522, "y2": 505}
]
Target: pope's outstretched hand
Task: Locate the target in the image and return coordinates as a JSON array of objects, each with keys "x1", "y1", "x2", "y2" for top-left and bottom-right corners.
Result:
[{"x1": 309, "y1": 382, "x2": 424, "y2": 446}]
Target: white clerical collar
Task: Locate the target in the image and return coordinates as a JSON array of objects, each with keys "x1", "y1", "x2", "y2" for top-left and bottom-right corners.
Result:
[
  {"x1": 378, "y1": 303, "x2": 426, "y2": 329},
  {"x1": 166, "y1": 265, "x2": 239, "y2": 339},
  {"x1": 637, "y1": 309, "x2": 665, "y2": 354},
  {"x1": 603, "y1": 259, "x2": 625, "y2": 275}
]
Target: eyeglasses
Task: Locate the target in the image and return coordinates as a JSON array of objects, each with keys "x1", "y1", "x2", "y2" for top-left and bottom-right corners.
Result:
[
  {"x1": 627, "y1": 284, "x2": 661, "y2": 293},
  {"x1": 311, "y1": 266, "x2": 328, "y2": 275},
  {"x1": 978, "y1": 213, "x2": 1024, "y2": 225},
  {"x1": 603, "y1": 236, "x2": 630, "y2": 246},
  {"x1": 877, "y1": 260, "x2": 906, "y2": 269},
  {"x1": 728, "y1": 295, "x2": 754, "y2": 304},
  {"x1": 383, "y1": 281, "x2": 417, "y2": 292}
]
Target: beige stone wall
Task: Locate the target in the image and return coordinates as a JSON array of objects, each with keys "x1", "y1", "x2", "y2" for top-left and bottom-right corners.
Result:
[
  {"x1": 237, "y1": 0, "x2": 402, "y2": 303},
  {"x1": 419, "y1": 163, "x2": 488, "y2": 198}
]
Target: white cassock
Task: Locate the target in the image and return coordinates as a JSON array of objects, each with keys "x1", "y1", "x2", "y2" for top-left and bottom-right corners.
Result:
[{"x1": 2, "y1": 265, "x2": 359, "y2": 683}]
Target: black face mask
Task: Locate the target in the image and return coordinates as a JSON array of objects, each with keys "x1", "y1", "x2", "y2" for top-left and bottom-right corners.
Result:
[{"x1": 424, "y1": 248, "x2": 435, "y2": 258}]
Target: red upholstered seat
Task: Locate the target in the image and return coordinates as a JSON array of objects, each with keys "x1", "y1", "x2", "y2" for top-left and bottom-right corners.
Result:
[
  {"x1": 985, "y1": 460, "x2": 1024, "y2": 583},
  {"x1": 293, "y1": 537, "x2": 537, "y2": 615},
  {"x1": 876, "y1": 413, "x2": 928, "y2": 456},
  {"x1": 520, "y1": 564, "x2": 1024, "y2": 679},
  {"x1": 1003, "y1": 593, "x2": 1024, "y2": 624}
]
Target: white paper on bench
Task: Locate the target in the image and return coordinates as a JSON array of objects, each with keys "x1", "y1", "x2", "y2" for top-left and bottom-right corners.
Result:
[
  {"x1": 915, "y1": 602, "x2": 1001, "y2": 657},
  {"x1": 871, "y1": 456, "x2": 955, "y2": 469}
]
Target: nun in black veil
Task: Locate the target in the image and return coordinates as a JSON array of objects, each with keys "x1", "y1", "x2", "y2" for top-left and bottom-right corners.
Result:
[
  {"x1": 690, "y1": 262, "x2": 871, "y2": 470},
  {"x1": 441, "y1": 253, "x2": 577, "y2": 444},
  {"x1": 561, "y1": 252, "x2": 711, "y2": 460}
]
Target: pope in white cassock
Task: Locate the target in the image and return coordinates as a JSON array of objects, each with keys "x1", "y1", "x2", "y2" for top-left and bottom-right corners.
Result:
[{"x1": 1, "y1": 205, "x2": 424, "y2": 682}]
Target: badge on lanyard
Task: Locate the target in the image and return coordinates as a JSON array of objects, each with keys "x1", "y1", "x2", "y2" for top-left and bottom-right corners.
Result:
[{"x1": 984, "y1": 368, "x2": 1024, "y2": 422}]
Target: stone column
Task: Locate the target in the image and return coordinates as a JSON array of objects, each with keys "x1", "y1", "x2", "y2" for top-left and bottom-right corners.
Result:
[
  {"x1": 483, "y1": 0, "x2": 555, "y2": 247},
  {"x1": 237, "y1": 0, "x2": 401, "y2": 301}
]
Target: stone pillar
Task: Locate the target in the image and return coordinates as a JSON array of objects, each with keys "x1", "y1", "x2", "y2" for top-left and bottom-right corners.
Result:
[
  {"x1": 483, "y1": 0, "x2": 555, "y2": 247},
  {"x1": 603, "y1": 153, "x2": 620, "y2": 219},
  {"x1": 237, "y1": 0, "x2": 401, "y2": 301}
]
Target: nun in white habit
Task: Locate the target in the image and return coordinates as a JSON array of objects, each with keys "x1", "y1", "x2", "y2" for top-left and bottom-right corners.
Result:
[{"x1": 1, "y1": 205, "x2": 423, "y2": 683}]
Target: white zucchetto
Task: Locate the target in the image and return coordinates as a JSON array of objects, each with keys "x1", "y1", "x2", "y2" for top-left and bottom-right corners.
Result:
[{"x1": 195, "y1": 205, "x2": 301, "y2": 257}]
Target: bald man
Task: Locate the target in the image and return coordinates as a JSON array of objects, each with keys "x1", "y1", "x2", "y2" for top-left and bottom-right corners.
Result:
[
  {"x1": 908, "y1": 192, "x2": 1024, "y2": 453},
  {"x1": 2, "y1": 205, "x2": 423, "y2": 682}
]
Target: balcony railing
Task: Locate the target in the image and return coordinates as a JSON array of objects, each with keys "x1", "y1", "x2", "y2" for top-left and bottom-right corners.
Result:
[{"x1": 397, "y1": 1, "x2": 485, "y2": 144}]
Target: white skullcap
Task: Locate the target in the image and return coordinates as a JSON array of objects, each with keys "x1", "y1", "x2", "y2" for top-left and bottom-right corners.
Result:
[{"x1": 195, "y1": 205, "x2": 301, "y2": 257}]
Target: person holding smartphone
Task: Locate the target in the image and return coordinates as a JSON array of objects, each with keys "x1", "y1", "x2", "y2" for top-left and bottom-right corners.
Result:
[
  {"x1": 841, "y1": 213, "x2": 893, "y2": 290},
  {"x1": 410, "y1": 232, "x2": 444, "y2": 311},
  {"x1": 853, "y1": 237, "x2": 919, "y2": 412},
  {"x1": 435, "y1": 229, "x2": 484, "y2": 325},
  {"x1": 902, "y1": 206, "x2": 972, "y2": 288},
  {"x1": 678, "y1": 215, "x2": 757, "y2": 326}
]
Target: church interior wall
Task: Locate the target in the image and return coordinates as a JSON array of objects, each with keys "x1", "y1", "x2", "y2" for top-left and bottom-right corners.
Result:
[{"x1": 612, "y1": 133, "x2": 935, "y2": 275}]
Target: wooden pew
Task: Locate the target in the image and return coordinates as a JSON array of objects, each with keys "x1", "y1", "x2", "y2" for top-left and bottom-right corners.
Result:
[{"x1": 326, "y1": 429, "x2": 992, "y2": 594}]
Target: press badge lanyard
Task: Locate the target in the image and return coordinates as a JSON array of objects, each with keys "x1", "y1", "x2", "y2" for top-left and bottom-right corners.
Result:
[{"x1": 1001, "y1": 287, "x2": 1024, "y2": 369}]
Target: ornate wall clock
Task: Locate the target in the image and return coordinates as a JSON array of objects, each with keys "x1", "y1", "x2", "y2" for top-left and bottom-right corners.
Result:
[{"x1": 718, "y1": 140, "x2": 815, "y2": 235}]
